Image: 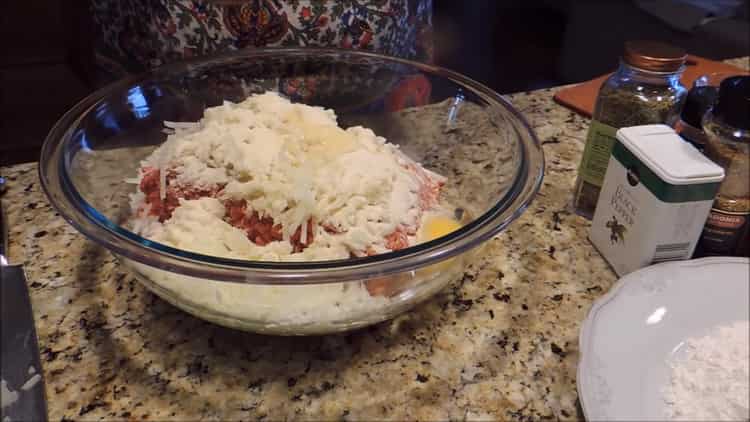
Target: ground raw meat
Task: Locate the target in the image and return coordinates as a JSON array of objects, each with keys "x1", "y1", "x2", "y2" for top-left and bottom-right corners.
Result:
[
  {"x1": 139, "y1": 168, "x2": 314, "y2": 252},
  {"x1": 225, "y1": 199, "x2": 314, "y2": 252},
  {"x1": 139, "y1": 162, "x2": 444, "y2": 296},
  {"x1": 139, "y1": 167, "x2": 222, "y2": 222},
  {"x1": 224, "y1": 199, "x2": 284, "y2": 246}
]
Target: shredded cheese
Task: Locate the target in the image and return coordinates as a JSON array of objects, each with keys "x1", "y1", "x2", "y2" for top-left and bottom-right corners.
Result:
[{"x1": 131, "y1": 92, "x2": 450, "y2": 261}]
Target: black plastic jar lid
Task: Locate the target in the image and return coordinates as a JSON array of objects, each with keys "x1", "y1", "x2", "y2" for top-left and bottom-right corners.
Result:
[{"x1": 712, "y1": 75, "x2": 750, "y2": 131}]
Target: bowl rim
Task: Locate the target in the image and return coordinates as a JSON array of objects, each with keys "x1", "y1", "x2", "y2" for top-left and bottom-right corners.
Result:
[{"x1": 39, "y1": 47, "x2": 544, "y2": 284}]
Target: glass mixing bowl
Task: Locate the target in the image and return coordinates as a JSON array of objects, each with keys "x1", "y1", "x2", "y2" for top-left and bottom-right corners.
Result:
[{"x1": 39, "y1": 49, "x2": 543, "y2": 335}]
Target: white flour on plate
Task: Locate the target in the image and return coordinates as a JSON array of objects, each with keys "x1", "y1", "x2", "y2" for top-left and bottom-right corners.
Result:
[{"x1": 663, "y1": 320, "x2": 750, "y2": 421}]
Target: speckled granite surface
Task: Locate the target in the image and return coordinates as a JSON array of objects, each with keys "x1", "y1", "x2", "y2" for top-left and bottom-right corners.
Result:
[{"x1": 2, "y1": 58, "x2": 746, "y2": 421}]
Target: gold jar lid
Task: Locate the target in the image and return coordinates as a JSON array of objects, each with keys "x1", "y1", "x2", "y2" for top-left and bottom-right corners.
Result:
[{"x1": 623, "y1": 40, "x2": 687, "y2": 72}]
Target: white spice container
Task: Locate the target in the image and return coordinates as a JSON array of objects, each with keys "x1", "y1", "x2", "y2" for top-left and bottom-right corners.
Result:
[{"x1": 589, "y1": 125, "x2": 725, "y2": 276}]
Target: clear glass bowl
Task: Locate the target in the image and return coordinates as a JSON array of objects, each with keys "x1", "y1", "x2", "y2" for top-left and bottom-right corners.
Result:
[{"x1": 39, "y1": 49, "x2": 544, "y2": 335}]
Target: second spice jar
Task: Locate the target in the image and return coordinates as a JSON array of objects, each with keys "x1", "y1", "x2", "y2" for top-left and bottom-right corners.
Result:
[{"x1": 694, "y1": 76, "x2": 750, "y2": 257}]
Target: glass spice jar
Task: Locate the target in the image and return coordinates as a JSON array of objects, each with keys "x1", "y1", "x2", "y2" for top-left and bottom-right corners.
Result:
[
  {"x1": 694, "y1": 76, "x2": 750, "y2": 258},
  {"x1": 674, "y1": 73, "x2": 738, "y2": 152},
  {"x1": 573, "y1": 40, "x2": 688, "y2": 219}
]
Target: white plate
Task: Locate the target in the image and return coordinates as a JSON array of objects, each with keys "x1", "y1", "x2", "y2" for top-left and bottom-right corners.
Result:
[{"x1": 577, "y1": 257, "x2": 750, "y2": 421}]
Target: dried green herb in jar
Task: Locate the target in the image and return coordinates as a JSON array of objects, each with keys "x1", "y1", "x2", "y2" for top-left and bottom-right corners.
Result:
[
  {"x1": 573, "y1": 41, "x2": 688, "y2": 219},
  {"x1": 595, "y1": 86, "x2": 684, "y2": 127}
]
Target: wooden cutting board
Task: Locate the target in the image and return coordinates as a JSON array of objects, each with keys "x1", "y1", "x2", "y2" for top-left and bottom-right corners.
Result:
[{"x1": 553, "y1": 55, "x2": 749, "y2": 117}]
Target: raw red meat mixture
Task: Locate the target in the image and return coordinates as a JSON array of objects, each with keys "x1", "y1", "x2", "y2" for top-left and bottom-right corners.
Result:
[
  {"x1": 139, "y1": 167, "x2": 222, "y2": 222},
  {"x1": 224, "y1": 199, "x2": 283, "y2": 246},
  {"x1": 225, "y1": 199, "x2": 314, "y2": 252},
  {"x1": 138, "y1": 163, "x2": 444, "y2": 297},
  {"x1": 138, "y1": 167, "x2": 313, "y2": 251}
]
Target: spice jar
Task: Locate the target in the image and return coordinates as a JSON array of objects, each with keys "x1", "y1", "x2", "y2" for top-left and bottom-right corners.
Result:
[
  {"x1": 573, "y1": 40, "x2": 688, "y2": 219},
  {"x1": 674, "y1": 73, "x2": 739, "y2": 152},
  {"x1": 694, "y1": 76, "x2": 750, "y2": 257},
  {"x1": 674, "y1": 85, "x2": 718, "y2": 151}
]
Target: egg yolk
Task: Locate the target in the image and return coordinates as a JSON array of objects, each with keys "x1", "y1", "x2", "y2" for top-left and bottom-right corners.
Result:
[{"x1": 421, "y1": 216, "x2": 462, "y2": 241}]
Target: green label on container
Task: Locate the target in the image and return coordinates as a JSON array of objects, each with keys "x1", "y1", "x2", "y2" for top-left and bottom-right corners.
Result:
[
  {"x1": 611, "y1": 141, "x2": 721, "y2": 203},
  {"x1": 579, "y1": 120, "x2": 618, "y2": 187}
]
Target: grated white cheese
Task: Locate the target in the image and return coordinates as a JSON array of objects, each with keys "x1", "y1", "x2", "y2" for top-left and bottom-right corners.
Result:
[
  {"x1": 663, "y1": 320, "x2": 750, "y2": 421},
  {"x1": 132, "y1": 92, "x2": 447, "y2": 261}
]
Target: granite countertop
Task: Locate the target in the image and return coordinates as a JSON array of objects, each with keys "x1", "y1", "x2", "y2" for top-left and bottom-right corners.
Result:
[{"x1": 2, "y1": 58, "x2": 746, "y2": 421}]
